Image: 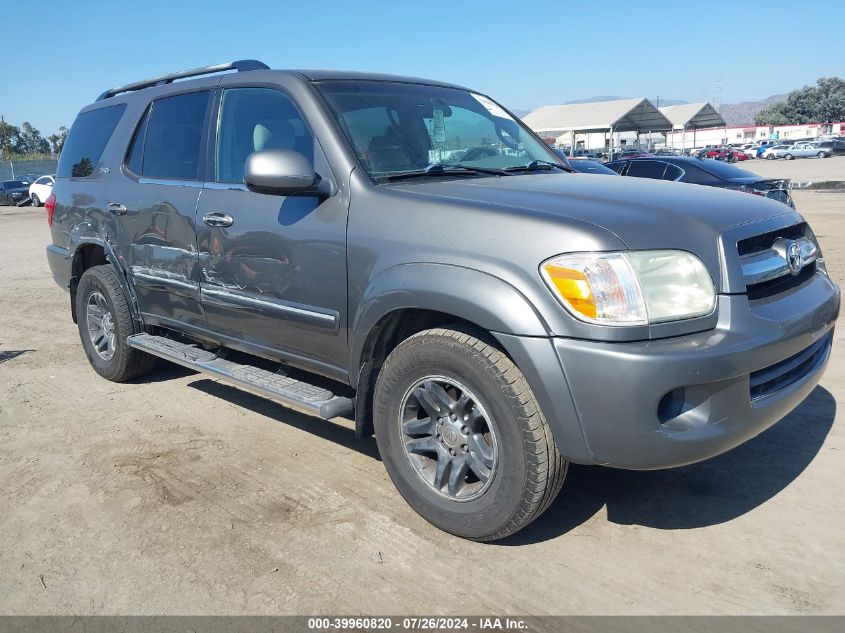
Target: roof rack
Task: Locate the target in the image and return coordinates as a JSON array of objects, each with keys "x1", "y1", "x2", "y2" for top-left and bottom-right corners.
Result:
[{"x1": 96, "y1": 59, "x2": 270, "y2": 101}]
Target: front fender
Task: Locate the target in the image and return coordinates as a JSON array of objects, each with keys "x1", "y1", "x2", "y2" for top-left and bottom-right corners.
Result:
[
  {"x1": 350, "y1": 262, "x2": 590, "y2": 463},
  {"x1": 351, "y1": 262, "x2": 551, "y2": 375}
]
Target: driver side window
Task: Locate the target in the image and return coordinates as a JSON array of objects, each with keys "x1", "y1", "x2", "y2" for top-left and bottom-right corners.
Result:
[{"x1": 216, "y1": 88, "x2": 314, "y2": 183}]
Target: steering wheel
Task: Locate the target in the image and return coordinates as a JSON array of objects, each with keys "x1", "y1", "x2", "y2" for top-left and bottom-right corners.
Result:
[{"x1": 461, "y1": 146, "x2": 498, "y2": 162}]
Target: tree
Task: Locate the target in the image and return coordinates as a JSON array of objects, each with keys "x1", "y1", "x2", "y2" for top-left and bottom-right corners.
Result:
[
  {"x1": 48, "y1": 126, "x2": 68, "y2": 156},
  {"x1": 0, "y1": 120, "x2": 21, "y2": 159},
  {"x1": 17, "y1": 122, "x2": 49, "y2": 154},
  {"x1": 755, "y1": 76, "x2": 845, "y2": 125}
]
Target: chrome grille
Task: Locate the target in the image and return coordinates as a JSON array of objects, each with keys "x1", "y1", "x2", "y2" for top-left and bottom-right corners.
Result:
[{"x1": 738, "y1": 223, "x2": 819, "y2": 298}]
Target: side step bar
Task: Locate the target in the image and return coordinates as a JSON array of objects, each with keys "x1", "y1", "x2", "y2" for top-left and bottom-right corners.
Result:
[{"x1": 127, "y1": 333, "x2": 354, "y2": 420}]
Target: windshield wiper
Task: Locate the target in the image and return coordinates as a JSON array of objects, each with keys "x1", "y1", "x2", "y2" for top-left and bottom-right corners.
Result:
[
  {"x1": 385, "y1": 163, "x2": 508, "y2": 181},
  {"x1": 503, "y1": 160, "x2": 572, "y2": 173}
]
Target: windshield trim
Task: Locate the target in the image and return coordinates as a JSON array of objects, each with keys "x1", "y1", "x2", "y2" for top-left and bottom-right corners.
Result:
[{"x1": 311, "y1": 79, "x2": 565, "y2": 186}]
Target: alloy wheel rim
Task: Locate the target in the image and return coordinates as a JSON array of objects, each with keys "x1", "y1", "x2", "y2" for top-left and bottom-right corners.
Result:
[
  {"x1": 86, "y1": 291, "x2": 116, "y2": 361},
  {"x1": 399, "y1": 375, "x2": 498, "y2": 501}
]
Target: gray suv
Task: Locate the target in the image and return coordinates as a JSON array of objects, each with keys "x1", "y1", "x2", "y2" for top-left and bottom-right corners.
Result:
[{"x1": 45, "y1": 61, "x2": 840, "y2": 541}]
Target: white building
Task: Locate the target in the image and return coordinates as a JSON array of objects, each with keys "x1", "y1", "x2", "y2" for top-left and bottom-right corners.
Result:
[{"x1": 665, "y1": 121, "x2": 844, "y2": 149}]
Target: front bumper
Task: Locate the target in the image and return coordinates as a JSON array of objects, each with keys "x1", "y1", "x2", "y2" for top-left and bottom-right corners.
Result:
[{"x1": 497, "y1": 272, "x2": 840, "y2": 470}]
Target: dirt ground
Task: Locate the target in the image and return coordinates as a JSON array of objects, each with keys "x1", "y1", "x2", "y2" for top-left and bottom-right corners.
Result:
[{"x1": 0, "y1": 188, "x2": 843, "y2": 615}]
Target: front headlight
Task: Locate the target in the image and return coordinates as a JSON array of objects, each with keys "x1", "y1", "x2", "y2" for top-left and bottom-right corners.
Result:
[{"x1": 540, "y1": 250, "x2": 716, "y2": 326}]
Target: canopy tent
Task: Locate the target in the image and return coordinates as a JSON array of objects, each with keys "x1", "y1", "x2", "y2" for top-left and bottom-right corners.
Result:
[
  {"x1": 521, "y1": 98, "x2": 673, "y2": 155},
  {"x1": 658, "y1": 102, "x2": 725, "y2": 150},
  {"x1": 522, "y1": 97, "x2": 673, "y2": 135},
  {"x1": 658, "y1": 102, "x2": 725, "y2": 130}
]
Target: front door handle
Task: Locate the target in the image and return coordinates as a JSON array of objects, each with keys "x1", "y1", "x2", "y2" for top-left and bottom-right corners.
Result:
[
  {"x1": 107, "y1": 202, "x2": 127, "y2": 215},
  {"x1": 202, "y1": 212, "x2": 234, "y2": 228}
]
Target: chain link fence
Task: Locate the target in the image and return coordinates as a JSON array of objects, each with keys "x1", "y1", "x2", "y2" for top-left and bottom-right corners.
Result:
[{"x1": 1, "y1": 158, "x2": 58, "y2": 181}]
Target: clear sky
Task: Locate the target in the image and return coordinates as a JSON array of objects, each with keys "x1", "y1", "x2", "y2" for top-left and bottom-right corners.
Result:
[{"x1": 3, "y1": 0, "x2": 842, "y2": 135}]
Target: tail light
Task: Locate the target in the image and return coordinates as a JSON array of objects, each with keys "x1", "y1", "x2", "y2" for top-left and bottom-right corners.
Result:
[{"x1": 45, "y1": 193, "x2": 56, "y2": 227}]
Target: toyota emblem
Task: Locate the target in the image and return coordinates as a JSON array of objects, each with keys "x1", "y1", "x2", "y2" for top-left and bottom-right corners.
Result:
[{"x1": 787, "y1": 240, "x2": 803, "y2": 275}]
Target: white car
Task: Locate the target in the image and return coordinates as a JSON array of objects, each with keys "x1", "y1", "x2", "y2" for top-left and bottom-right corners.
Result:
[
  {"x1": 28, "y1": 175, "x2": 55, "y2": 206},
  {"x1": 739, "y1": 143, "x2": 758, "y2": 158},
  {"x1": 762, "y1": 143, "x2": 830, "y2": 160}
]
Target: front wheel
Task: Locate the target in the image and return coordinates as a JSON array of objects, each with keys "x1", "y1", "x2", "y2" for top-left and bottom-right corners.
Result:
[
  {"x1": 76, "y1": 265, "x2": 156, "y2": 382},
  {"x1": 767, "y1": 153, "x2": 777, "y2": 160},
  {"x1": 30, "y1": 193, "x2": 40, "y2": 207},
  {"x1": 784, "y1": 154, "x2": 794, "y2": 160},
  {"x1": 373, "y1": 328, "x2": 566, "y2": 541}
]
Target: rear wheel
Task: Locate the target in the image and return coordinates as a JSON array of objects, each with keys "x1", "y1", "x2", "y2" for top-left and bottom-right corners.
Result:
[
  {"x1": 31, "y1": 194, "x2": 40, "y2": 207},
  {"x1": 76, "y1": 265, "x2": 156, "y2": 382},
  {"x1": 817, "y1": 151, "x2": 828, "y2": 158},
  {"x1": 373, "y1": 327, "x2": 566, "y2": 541},
  {"x1": 767, "y1": 153, "x2": 777, "y2": 160},
  {"x1": 784, "y1": 153, "x2": 794, "y2": 160}
]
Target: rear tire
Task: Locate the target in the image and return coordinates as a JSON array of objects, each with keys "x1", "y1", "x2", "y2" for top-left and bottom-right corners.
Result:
[
  {"x1": 373, "y1": 327, "x2": 567, "y2": 541},
  {"x1": 767, "y1": 153, "x2": 777, "y2": 160},
  {"x1": 31, "y1": 194, "x2": 40, "y2": 207},
  {"x1": 784, "y1": 153, "x2": 794, "y2": 160},
  {"x1": 76, "y1": 265, "x2": 156, "y2": 382},
  {"x1": 817, "y1": 151, "x2": 828, "y2": 158}
]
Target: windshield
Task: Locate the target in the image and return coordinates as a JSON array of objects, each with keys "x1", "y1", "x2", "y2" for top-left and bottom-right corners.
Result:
[
  {"x1": 316, "y1": 80, "x2": 562, "y2": 181},
  {"x1": 3, "y1": 181, "x2": 26, "y2": 188}
]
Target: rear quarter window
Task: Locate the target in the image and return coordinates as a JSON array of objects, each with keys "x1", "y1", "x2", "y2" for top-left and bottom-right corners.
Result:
[
  {"x1": 57, "y1": 104, "x2": 126, "y2": 178},
  {"x1": 626, "y1": 160, "x2": 666, "y2": 179}
]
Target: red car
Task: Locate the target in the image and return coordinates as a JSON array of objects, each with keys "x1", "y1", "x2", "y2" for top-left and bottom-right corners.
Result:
[{"x1": 697, "y1": 147, "x2": 747, "y2": 163}]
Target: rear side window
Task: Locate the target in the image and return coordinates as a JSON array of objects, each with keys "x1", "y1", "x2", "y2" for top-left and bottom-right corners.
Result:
[
  {"x1": 126, "y1": 91, "x2": 209, "y2": 180},
  {"x1": 606, "y1": 161, "x2": 627, "y2": 174},
  {"x1": 626, "y1": 160, "x2": 666, "y2": 179},
  {"x1": 57, "y1": 104, "x2": 126, "y2": 178},
  {"x1": 662, "y1": 164, "x2": 684, "y2": 181}
]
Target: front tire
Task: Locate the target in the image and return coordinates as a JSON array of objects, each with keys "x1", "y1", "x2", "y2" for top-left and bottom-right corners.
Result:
[
  {"x1": 373, "y1": 328, "x2": 566, "y2": 541},
  {"x1": 784, "y1": 153, "x2": 794, "y2": 160},
  {"x1": 76, "y1": 265, "x2": 156, "y2": 382},
  {"x1": 31, "y1": 194, "x2": 40, "y2": 207}
]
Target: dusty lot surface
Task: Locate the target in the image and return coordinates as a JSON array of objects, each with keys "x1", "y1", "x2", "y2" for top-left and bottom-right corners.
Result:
[{"x1": 1, "y1": 192, "x2": 844, "y2": 615}]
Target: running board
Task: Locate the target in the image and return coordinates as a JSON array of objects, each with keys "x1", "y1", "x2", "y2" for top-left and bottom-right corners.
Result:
[{"x1": 127, "y1": 333, "x2": 354, "y2": 419}]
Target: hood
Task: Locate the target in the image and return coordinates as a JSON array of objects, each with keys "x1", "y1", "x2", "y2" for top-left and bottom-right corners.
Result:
[{"x1": 389, "y1": 172, "x2": 798, "y2": 287}]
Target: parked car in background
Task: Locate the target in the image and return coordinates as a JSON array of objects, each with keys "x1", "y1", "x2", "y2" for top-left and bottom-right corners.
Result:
[
  {"x1": 551, "y1": 149, "x2": 616, "y2": 174},
  {"x1": 563, "y1": 148, "x2": 604, "y2": 160},
  {"x1": 739, "y1": 143, "x2": 758, "y2": 158},
  {"x1": 697, "y1": 146, "x2": 747, "y2": 162},
  {"x1": 753, "y1": 140, "x2": 780, "y2": 158},
  {"x1": 29, "y1": 174, "x2": 56, "y2": 206},
  {"x1": 616, "y1": 148, "x2": 653, "y2": 160},
  {"x1": 652, "y1": 148, "x2": 679, "y2": 156},
  {"x1": 566, "y1": 159, "x2": 619, "y2": 175},
  {"x1": 761, "y1": 143, "x2": 827, "y2": 160},
  {"x1": 607, "y1": 156, "x2": 795, "y2": 207},
  {"x1": 0, "y1": 180, "x2": 31, "y2": 205},
  {"x1": 813, "y1": 138, "x2": 845, "y2": 156}
]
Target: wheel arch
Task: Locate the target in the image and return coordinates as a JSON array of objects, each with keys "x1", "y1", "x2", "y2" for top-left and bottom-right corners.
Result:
[
  {"x1": 68, "y1": 237, "x2": 140, "y2": 326},
  {"x1": 349, "y1": 263, "x2": 554, "y2": 440}
]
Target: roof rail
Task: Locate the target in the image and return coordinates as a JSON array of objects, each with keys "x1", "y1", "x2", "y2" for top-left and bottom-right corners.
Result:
[{"x1": 96, "y1": 59, "x2": 270, "y2": 101}]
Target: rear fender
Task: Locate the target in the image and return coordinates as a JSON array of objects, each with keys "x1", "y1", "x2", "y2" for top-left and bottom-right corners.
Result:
[{"x1": 68, "y1": 225, "x2": 141, "y2": 325}]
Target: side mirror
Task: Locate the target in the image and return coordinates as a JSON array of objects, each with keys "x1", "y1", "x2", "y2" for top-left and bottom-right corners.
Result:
[{"x1": 244, "y1": 149, "x2": 333, "y2": 197}]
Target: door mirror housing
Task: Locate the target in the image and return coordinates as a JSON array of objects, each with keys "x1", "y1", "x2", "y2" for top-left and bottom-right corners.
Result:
[{"x1": 244, "y1": 149, "x2": 333, "y2": 197}]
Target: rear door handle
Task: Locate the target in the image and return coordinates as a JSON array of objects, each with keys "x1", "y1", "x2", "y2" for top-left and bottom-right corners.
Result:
[
  {"x1": 107, "y1": 202, "x2": 127, "y2": 215},
  {"x1": 203, "y1": 212, "x2": 234, "y2": 228}
]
